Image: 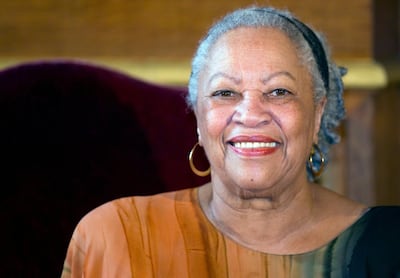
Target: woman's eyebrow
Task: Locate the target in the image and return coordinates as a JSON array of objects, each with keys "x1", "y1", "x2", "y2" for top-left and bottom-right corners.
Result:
[
  {"x1": 261, "y1": 71, "x2": 296, "y2": 84},
  {"x1": 207, "y1": 72, "x2": 241, "y2": 87},
  {"x1": 207, "y1": 71, "x2": 296, "y2": 88}
]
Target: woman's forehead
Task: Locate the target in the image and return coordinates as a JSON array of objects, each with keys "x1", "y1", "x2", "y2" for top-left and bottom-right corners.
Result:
[
  {"x1": 203, "y1": 28, "x2": 304, "y2": 79},
  {"x1": 213, "y1": 27, "x2": 293, "y2": 49},
  {"x1": 208, "y1": 27, "x2": 299, "y2": 63}
]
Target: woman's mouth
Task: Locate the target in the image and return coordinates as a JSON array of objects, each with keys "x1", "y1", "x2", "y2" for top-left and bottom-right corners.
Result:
[
  {"x1": 231, "y1": 141, "x2": 279, "y2": 149},
  {"x1": 228, "y1": 136, "x2": 281, "y2": 156}
]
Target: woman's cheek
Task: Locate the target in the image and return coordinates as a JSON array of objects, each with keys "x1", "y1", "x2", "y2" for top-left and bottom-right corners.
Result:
[
  {"x1": 284, "y1": 107, "x2": 317, "y2": 152},
  {"x1": 202, "y1": 105, "x2": 231, "y2": 136}
]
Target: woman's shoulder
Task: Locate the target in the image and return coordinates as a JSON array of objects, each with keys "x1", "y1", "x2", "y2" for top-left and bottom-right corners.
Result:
[
  {"x1": 68, "y1": 188, "x2": 198, "y2": 255},
  {"x1": 77, "y1": 187, "x2": 197, "y2": 229},
  {"x1": 355, "y1": 206, "x2": 400, "y2": 238},
  {"x1": 63, "y1": 188, "x2": 199, "y2": 276},
  {"x1": 365, "y1": 205, "x2": 400, "y2": 218},
  {"x1": 352, "y1": 205, "x2": 400, "y2": 245},
  {"x1": 360, "y1": 205, "x2": 400, "y2": 235},
  {"x1": 312, "y1": 185, "x2": 368, "y2": 230},
  {"x1": 348, "y1": 206, "x2": 400, "y2": 276}
]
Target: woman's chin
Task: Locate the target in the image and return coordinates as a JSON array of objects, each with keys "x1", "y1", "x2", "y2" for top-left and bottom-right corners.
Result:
[{"x1": 228, "y1": 177, "x2": 279, "y2": 197}]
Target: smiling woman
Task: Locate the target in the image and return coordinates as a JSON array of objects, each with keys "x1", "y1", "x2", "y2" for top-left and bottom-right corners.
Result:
[
  {"x1": 62, "y1": 6, "x2": 400, "y2": 277},
  {"x1": 194, "y1": 27, "x2": 319, "y2": 197}
]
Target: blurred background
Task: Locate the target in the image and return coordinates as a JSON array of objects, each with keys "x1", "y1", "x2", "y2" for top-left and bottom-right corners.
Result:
[
  {"x1": 0, "y1": 0, "x2": 398, "y2": 205},
  {"x1": 0, "y1": 0, "x2": 399, "y2": 276}
]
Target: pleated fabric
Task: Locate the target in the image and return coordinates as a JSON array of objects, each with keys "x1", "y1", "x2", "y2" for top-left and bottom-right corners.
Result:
[{"x1": 61, "y1": 188, "x2": 374, "y2": 278}]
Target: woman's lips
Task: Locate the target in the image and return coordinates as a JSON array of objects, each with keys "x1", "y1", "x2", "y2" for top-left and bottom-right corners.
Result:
[
  {"x1": 228, "y1": 136, "x2": 281, "y2": 156},
  {"x1": 231, "y1": 141, "x2": 278, "y2": 148}
]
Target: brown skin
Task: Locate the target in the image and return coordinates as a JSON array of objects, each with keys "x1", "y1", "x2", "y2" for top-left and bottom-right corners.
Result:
[{"x1": 194, "y1": 27, "x2": 367, "y2": 255}]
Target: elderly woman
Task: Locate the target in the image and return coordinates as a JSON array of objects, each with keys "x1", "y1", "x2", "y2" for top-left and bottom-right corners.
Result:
[{"x1": 62, "y1": 6, "x2": 400, "y2": 277}]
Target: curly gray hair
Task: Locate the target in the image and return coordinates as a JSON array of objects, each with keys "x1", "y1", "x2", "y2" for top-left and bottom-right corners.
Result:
[{"x1": 187, "y1": 6, "x2": 346, "y2": 181}]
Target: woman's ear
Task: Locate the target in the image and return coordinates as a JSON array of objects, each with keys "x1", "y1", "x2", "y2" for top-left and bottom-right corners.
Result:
[
  {"x1": 197, "y1": 127, "x2": 203, "y2": 145},
  {"x1": 313, "y1": 97, "x2": 327, "y2": 142}
]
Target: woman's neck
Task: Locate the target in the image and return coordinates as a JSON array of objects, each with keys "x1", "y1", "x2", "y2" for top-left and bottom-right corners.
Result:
[
  {"x1": 198, "y1": 180, "x2": 367, "y2": 255},
  {"x1": 198, "y1": 179, "x2": 316, "y2": 253}
]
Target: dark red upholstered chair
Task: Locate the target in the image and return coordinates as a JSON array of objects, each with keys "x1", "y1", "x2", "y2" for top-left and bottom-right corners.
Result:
[{"x1": 0, "y1": 60, "x2": 209, "y2": 277}]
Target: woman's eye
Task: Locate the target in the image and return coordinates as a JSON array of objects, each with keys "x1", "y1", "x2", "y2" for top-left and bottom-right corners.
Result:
[
  {"x1": 212, "y1": 90, "x2": 237, "y2": 97},
  {"x1": 269, "y1": 88, "x2": 291, "y2": 97}
]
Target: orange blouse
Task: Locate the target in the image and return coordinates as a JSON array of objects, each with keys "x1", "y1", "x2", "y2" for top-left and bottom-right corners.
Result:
[{"x1": 62, "y1": 187, "x2": 384, "y2": 277}]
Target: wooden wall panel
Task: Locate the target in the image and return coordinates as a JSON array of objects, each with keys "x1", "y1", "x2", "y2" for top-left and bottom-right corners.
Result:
[
  {"x1": 0, "y1": 0, "x2": 372, "y2": 60},
  {"x1": 374, "y1": 86, "x2": 400, "y2": 205},
  {"x1": 3, "y1": 0, "x2": 398, "y2": 206}
]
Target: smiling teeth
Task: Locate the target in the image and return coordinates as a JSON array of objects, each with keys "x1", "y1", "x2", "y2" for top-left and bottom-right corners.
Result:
[{"x1": 233, "y1": 142, "x2": 278, "y2": 148}]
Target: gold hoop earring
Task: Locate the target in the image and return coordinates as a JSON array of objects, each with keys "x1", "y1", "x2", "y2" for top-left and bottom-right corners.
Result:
[
  {"x1": 189, "y1": 142, "x2": 210, "y2": 177},
  {"x1": 308, "y1": 143, "x2": 325, "y2": 178}
]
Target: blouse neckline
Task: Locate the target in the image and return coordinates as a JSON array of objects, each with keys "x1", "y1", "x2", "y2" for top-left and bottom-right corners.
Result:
[{"x1": 192, "y1": 186, "x2": 372, "y2": 257}]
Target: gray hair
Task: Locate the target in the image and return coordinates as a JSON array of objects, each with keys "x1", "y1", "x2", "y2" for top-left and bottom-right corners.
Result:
[{"x1": 187, "y1": 6, "x2": 346, "y2": 181}]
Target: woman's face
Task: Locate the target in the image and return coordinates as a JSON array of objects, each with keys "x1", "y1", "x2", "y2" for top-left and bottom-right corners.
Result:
[{"x1": 195, "y1": 27, "x2": 325, "y2": 195}]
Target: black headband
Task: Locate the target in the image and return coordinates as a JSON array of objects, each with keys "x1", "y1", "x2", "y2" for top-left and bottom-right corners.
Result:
[
  {"x1": 256, "y1": 9, "x2": 330, "y2": 91},
  {"x1": 280, "y1": 15, "x2": 330, "y2": 92}
]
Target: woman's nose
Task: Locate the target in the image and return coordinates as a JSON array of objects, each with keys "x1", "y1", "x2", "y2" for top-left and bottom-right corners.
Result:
[{"x1": 232, "y1": 93, "x2": 272, "y2": 127}]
